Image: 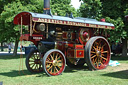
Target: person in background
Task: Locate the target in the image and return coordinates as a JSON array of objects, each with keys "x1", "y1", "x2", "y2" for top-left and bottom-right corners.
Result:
[{"x1": 8, "y1": 44, "x2": 11, "y2": 53}]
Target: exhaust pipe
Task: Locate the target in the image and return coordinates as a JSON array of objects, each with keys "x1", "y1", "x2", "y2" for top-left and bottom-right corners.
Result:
[{"x1": 43, "y1": 0, "x2": 52, "y2": 16}]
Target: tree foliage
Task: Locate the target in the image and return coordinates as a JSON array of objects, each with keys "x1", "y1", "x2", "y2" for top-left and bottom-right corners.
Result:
[
  {"x1": 51, "y1": 0, "x2": 77, "y2": 17},
  {"x1": 79, "y1": 0, "x2": 102, "y2": 18},
  {"x1": 79, "y1": 0, "x2": 128, "y2": 42}
]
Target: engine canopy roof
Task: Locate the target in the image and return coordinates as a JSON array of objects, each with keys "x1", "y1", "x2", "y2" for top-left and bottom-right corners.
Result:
[{"x1": 14, "y1": 12, "x2": 115, "y2": 29}]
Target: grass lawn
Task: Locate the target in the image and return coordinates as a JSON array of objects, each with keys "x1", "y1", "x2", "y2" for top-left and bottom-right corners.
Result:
[{"x1": 0, "y1": 55, "x2": 128, "y2": 85}]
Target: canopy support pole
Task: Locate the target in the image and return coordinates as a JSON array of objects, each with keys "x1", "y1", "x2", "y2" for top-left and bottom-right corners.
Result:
[
  {"x1": 30, "y1": 15, "x2": 33, "y2": 36},
  {"x1": 46, "y1": 23, "x2": 48, "y2": 39},
  {"x1": 21, "y1": 16, "x2": 23, "y2": 35}
]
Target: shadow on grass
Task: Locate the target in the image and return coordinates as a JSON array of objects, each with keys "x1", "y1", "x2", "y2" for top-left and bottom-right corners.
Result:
[
  {"x1": 102, "y1": 70, "x2": 128, "y2": 79},
  {"x1": 64, "y1": 65, "x2": 89, "y2": 73},
  {"x1": 0, "y1": 65, "x2": 90, "y2": 77},
  {"x1": 0, "y1": 70, "x2": 47, "y2": 77},
  {"x1": 0, "y1": 55, "x2": 26, "y2": 60},
  {"x1": 36, "y1": 65, "x2": 90, "y2": 77}
]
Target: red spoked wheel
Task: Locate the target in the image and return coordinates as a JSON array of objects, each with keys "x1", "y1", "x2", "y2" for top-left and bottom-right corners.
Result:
[
  {"x1": 85, "y1": 36, "x2": 111, "y2": 70},
  {"x1": 26, "y1": 49, "x2": 43, "y2": 73},
  {"x1": 42, "y1": 49, "x2": 66, "y2": 76}
]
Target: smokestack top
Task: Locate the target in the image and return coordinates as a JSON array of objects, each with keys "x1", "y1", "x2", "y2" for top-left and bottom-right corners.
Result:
[
  {"x1": 43, "y1": 0, "x2": 52, "y2": 16},
  {"x1": 44, "y1": 0, "x2": 50, "y2": 10}
]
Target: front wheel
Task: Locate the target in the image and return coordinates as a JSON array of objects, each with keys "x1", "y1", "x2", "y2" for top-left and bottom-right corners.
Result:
[
  {"x1": 26, "y1": 49, "x2": 43, "y2": 73},
  {"x1": 85, "y1": 36, "x2": 111, "y2": 70},
  {"x1": 42, "y1": 49, "x2": 66, "y2": 76}
]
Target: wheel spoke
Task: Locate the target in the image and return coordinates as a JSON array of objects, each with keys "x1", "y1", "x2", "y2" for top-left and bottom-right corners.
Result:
[
  {"x1": 46, "y1": 61, "x2": 53, "y2": 64},
  {"x1": 101, "y1": 43, "x2": 106, "y2": 49},
  {"x1": 55, "y1": 53, "x2": 59, "y2": 60},
  {"x1": 57, "y1": 60, "x2": 62, "y2": 63},
  {"x1": 102, "y1": 51, "x2": 108, "y2": 53},
  {"x1": 99, "y1": 57, "x2": 104, "y2": 66},
  {"x1": 50, "y1": 54, "x2": 54, "y2": 60},
  {"x1": 96, "y1": 46, "x2": 99, "y2": 50},
  {"x1": 50, "y1": 67, "x2": 53, "y2": 73},
  {"x1": 47, "y1": 57, "x2": 51, "y2": 61},
  {"x1": 47, "y1": 65, "x2": 53, "y2": 71},
  {"x1": 57, "y1": 55, "x2": 61, "y2": 60},
  {"x1": 91, "y1": 55, "x2": 97, "y2": 59},
  {"x1": 91, "y1": 51, "x2": 96, "y2": 53},
  {"x1": 98, "y1": 39, "x2": 101, "y2": 46},
  {"x1": 55, "y1": 66, "x2": 59, "y2": 72},
  {"x1": 31, "y1": 64, "x2": 35, "y2": 69},
  {"x1": 36, "y1": 64, "x2": 38, "y2": 70},
  {"x1": 101, "y1": 56, "x2": 107, "y2": 60},
  {"x1": 53, "y1": 53, "x2": 55, "y2": 59},
  {"x1": 29, "y1": 60, "x2": 34, "y2": 62},
  {"x1": 56, "y1": 64, "x2": 61, "y2": 69},
  {"x1": 29, "y1": 63, "x2": 35, "y2": 65},
  {"x1": 30, "y1": 57, "x2": 35, "y2": 60},
  {"x1": 98, "y1": 45, "x2": 101, "y2": 51},
  {"x1": 93, "y1": 46, "x2": 97, "y2": 51},
  {"x1": 94, "y1": 57, "x2": 97, "y2": 63}
]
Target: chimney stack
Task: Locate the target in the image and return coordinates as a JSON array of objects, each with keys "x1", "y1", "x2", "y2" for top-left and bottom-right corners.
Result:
[{"x1": 43, "y1": 0, "x2": 52, "y2": 16}]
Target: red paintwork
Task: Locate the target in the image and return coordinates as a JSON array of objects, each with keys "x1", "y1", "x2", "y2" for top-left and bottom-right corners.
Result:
[
  {"x1": 74, "y1": 45, "x2": 84, "y2": 49},
  {"x1": 100, "y1": 18, "x2": 105, "y2": 22},
  {"x1": 14, "y1": 12, "x2": 31, "y2": 25},
  {"x1": 62, "y1": 32, "x2": 67, "y2": 39},
  {"x1": 76, "y1": 50, "x2": 84, "y2": 58},
  {"x1": 83, "y1": 32, "x2": 89, "y2": 39},
  {"x1": 67, "y1": 44, "x2": 84, "y2": 58},
  {"x1": 67, "y1": 49, "x2": 84, "y2": 58},
  {"x1": 20, "y1": 34, "x2": 44, "y2": 45},
  {"x1": 79, "y1": 29, "x2": 92, "y2": 45}
]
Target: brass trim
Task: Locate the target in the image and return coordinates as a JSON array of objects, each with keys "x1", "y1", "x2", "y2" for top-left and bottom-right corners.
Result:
[
  {"x1": 46, "y1": 23, "x2": 48, "y2": 38},
  {"x1": 21, "y1": 16, "x2": 23, "y2": 35},
  {"x1": 30, "y1": 15, "x2": 33, "y2": 36},
  {"x1": 79, "y1": 28, "x2": 89, "y2": 42},
  {"x1": 54, "y1": 42, "x2": 57, "y2": 49}
]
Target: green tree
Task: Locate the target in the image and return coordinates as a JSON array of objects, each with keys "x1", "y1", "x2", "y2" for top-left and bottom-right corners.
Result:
[
  {"x1": 0, "y1": 0, "x2": 43, "y2": 56},
  {"x1": 79, "y1": 0, "x2": 128, "y2": 56},
  {"x1": 101, "y1": 0, "x2": 128, "y2": 56},
  {"x1": 79, "y1": 0, "x2": 102, "y2": 18},
  {"x1": 51, "y1": 0, "x2": 77, "y2": 17}
]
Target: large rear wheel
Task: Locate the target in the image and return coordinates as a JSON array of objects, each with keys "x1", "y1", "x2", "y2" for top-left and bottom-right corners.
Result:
[
  {"x1": 42, "y1": 49, "x2": 66, "y2": 76},
  {"x1": 85, "y1": 36, "x2": 111, "y2": 70}
]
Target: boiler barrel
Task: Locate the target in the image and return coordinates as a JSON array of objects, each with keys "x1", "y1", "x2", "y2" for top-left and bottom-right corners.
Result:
[{"x1": 38, "y1": 41, "x2": 55, "y2": 53}]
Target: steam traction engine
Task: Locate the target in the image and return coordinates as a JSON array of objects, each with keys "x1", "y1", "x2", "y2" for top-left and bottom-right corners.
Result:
[{"x1": 13, "y1": 0, "x2": 114, "y2": 76}]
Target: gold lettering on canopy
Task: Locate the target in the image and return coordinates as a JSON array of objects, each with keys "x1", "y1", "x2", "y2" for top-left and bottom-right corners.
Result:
[{"x1": 32, "y1": 18, "x2": 113, "y2": 29}]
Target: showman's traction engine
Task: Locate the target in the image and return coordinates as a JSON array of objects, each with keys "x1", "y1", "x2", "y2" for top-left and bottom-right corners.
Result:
[{"x1": 13, "y1": 0, "x2": 115, "y2": 76}]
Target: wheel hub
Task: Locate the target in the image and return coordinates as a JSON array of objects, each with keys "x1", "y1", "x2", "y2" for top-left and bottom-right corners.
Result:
[
  {"x1": 53, "y1": 60, "x2": 58, "y2": 66},
  {"x1": 96, "y1": 51, "x2": 101, "y2": 57},
  {"x1": 34, "y1": 59, "x2": 41, "y2": 64}
]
